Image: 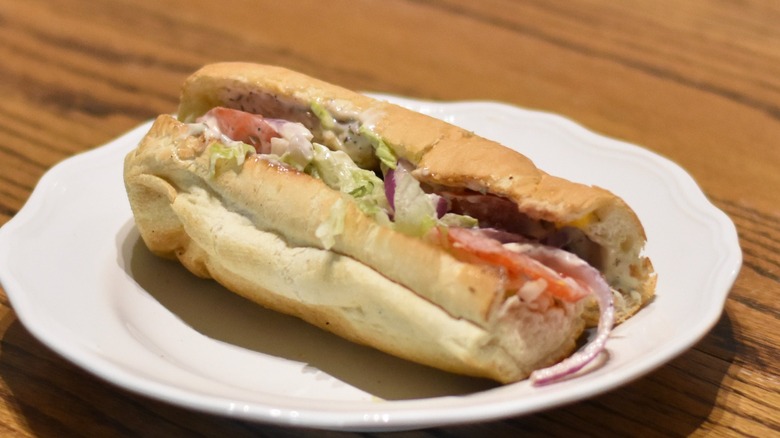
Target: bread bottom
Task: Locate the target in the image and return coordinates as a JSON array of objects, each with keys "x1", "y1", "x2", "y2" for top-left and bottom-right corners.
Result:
[{"x1": 127, "y1": 170, "x2": 585, "y2": 382}]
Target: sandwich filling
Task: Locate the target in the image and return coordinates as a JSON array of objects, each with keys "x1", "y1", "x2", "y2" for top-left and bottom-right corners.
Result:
[{"x1": 183, "y1": 104, "x2": 614, "y2": 384}]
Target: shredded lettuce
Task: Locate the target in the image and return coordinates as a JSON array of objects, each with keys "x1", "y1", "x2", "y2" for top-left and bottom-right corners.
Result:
[
  {"x1": 389, "y1": 165, "x2": 480, "y2": 236},
  {"x1": 438, "y1": 212, "x2": 479, "y2": 228},
  {"x1": 270, "y1": 122, "x2": 315, "y2": 171},
  {"x1": 315, "y1": 198, "x2": 346, "y2": 249},
  {"x1": 358, "y1": 125, "x2": 397, "y2": 170},
  {"x1": 311, "y1": 143, "x2": 389, "y2": 216},
  {"x1": 310, "y1": 100, "x2": 336, "y2": 130},
  {"x1": 311, "y1": 102, "x2": 395, "y2": 171},
  {"x1": 391, "y1": 164, "x2": 439, "y2": 237},
  {"x1": 207, "y1": 141, "x2": 255, "y2": 177}
]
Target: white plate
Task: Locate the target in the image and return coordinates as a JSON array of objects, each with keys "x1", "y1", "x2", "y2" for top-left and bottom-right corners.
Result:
[{"x1": 0, "y1": 96, "x2": 741, "y2": 432}]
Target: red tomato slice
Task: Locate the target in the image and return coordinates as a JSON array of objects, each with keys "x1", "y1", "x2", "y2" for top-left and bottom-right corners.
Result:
[
  {"x1": 443, "y1": 227, "x2": 590, "y2": 302},
  {"x1": 206, "y1": 107, "x2": 279, "y2": 153}
]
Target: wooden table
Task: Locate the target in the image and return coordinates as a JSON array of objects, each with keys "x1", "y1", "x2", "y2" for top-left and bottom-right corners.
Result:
[{"x1": 1, "y1": 1, "x2": 778, "y2": 436}]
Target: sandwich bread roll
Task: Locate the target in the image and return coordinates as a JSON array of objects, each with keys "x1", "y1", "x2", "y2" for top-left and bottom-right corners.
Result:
[{"x1": 124, "y1": 62, "x2": 655, "y2": 383}]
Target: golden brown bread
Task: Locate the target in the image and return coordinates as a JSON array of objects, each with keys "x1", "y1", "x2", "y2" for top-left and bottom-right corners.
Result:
[{"x1": 123, "y1": 62, "x2": 655, "y2": 382}]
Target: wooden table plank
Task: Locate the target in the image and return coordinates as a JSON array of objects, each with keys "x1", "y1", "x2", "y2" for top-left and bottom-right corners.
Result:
[{"x1": 0, "y1": 0, "x2": 778, "y2": 436}]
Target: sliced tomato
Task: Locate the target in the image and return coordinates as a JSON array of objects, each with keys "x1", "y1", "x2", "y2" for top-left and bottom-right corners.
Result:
[
  {"x1": 442, "y1": 227, "x2": 590, "y2": 302},
  {"x1": 205, "y1": 107, "x2": 279, "y2": 154}
]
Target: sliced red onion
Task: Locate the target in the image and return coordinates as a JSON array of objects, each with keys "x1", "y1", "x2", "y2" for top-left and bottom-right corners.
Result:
[
  {"x1": 435, "y1": 196, "x2": 448, "y2": 218},
  {"x1": 524, "y1": 245, "x2": 615, "y2": 385},
  {"x1": 384, "y1": 168, "x2": 396, "y2": 212}
]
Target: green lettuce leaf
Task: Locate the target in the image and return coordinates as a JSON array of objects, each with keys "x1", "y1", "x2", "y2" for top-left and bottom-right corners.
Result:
[
  {"x1": 207, "y1": 141, "x2": 255, "y2": 177},
  {"x1": 315, "y1": 198, "x2": 346, "y2": 249},
  {"x1": 310, "y1": 143, "x2": 389, "y2": 216},
  {"x1": 391, "y1": 164, "x2": 439, "y2": 237},
  {"x1": 310, "y1": 100, "x2": 336, "y2": 130},
  {"x1": 358, "y1": 125, "x2": 397, "y2": 170}
]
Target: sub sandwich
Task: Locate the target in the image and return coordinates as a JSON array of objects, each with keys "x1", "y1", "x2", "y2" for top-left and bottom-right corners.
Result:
[{"x1": 123, "y1": 62, "x2": 655, "y2": 384}]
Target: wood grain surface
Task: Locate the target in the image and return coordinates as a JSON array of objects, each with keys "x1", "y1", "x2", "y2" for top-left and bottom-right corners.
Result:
[{"x1": 1, "y1": 0, "x2": 778, "y2": 436}]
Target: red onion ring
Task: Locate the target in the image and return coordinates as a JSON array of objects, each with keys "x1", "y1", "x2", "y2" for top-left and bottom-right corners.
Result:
[{"x1": 528, "y1": 246, "x2": 615, "y2": 385}]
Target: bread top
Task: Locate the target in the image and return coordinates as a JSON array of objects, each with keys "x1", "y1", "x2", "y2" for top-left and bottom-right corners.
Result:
[{"x1": 175, "y1": 62, "x2": 655, "y2": 322}]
